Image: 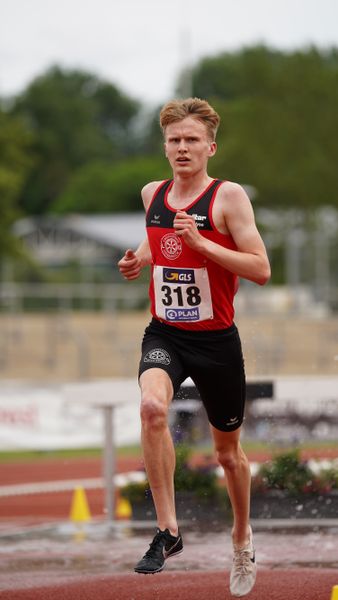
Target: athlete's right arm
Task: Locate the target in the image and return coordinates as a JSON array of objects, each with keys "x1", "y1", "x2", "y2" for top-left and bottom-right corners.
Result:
[{"x1": 117, "y1": 181, "x2": 162, "y2": 280}]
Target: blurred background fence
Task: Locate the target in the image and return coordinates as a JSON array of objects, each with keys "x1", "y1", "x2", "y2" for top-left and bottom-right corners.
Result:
[{"x1": 0, "y1": 286, "x2": 337, "y2": 381}]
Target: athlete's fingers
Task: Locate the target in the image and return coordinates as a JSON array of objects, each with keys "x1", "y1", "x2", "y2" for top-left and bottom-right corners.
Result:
[
  {"x1": 174, "y1": 217, "x2": 192, "y2": 228},
  {"x1": 118, "y1": 249, "x2": 138, "y2": 269},
  {"x1": 119, "y1": 249, "x2": 142, "y2": 278},
  {"x1": 175, "y1": 228, "x2": 192, "y2": 238},
  {"x1": 174, "y1": 217, "x2": 197, "y2": 236},
  {"x1": 122, "y1": 266, "x2": 142, "y2": 280},
  {"x1": 174, "y1": 212, "x2": 196, "y2": 225},
  {"x1": 119, "y1": 265, "x2": 140, "y2": 277},
  {"x1": 119, "y1": 249, "x2": 136, "y2": 264},
  {"x1": 174, "y1": 219, "x2": 192, "y2": 227},
  {"x1": 125, "y1": 249, "x2": 136, "y2": 260},
  {"x1": 174, "y1": 211, "x2": 192, "y2": 222},
  {"x1": 121, "y1": 263, "x2": 141, "y2": 274}
]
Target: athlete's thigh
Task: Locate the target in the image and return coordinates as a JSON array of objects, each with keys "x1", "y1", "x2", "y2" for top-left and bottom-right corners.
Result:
[
  {"x1": 139, "y1": 368, "x2": 174, "y2": 410},
  {"x1": 190, "y1": 332, "x2": 246, "y2": 432}
]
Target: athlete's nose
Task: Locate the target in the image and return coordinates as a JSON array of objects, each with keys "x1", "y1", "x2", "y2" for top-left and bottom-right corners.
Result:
[{"x1": 177, "y1": 139, "x2": 188, "y2": 153}]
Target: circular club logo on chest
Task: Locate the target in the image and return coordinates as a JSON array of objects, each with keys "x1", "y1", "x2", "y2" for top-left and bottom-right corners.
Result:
[{"x1": 160, "y1": 233, "x2": 182, "y2": 260}]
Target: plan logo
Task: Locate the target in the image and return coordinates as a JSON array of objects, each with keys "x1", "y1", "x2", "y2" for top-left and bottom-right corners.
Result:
[
  {"x1": 165, "y1": 308, "x2": 200, "y2": 321},
  {"x1": 163, "y1": 268, "x2": 195, "y2": 283}
]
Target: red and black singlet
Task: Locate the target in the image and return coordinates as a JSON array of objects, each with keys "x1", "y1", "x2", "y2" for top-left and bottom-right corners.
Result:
[{"x1": 146, "y1": 178, "x2": 238, "y2": 331}]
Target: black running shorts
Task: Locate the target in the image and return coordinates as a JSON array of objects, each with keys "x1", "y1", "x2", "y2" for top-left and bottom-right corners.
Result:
[{"x1": 138, "y1": 318, "x2": 246, "y2": 432}]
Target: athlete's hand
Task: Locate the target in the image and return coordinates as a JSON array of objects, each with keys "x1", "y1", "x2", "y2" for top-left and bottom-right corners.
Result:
[
  {"x1": 118, "y1": 249, "x2": 142, "y2": 280},
  {"x1": 173, "y1": 211, "x2": 203, "y2": 250}
]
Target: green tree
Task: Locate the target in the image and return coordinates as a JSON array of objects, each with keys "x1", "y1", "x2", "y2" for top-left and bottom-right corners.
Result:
[
  {"x1": 11, "y1": 66, "x2": 140, "y2": 214},
  {"x1": 0, "y1": 110, "x2": 34, "y2": 259},
  {"x1": 190, "y1": 46, "x2": 338, "y2": 209},
  {"x1": 52, "y1": 156, "x2": 170, "y2": 213}
]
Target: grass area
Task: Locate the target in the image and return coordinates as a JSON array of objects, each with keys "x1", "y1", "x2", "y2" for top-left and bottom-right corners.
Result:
[
  {"x1": 0, "y1": 439, "x2": 337, "y2": 463},
  {"x1": 0, "y1": 448, "x2": 100, "y2": 463}
]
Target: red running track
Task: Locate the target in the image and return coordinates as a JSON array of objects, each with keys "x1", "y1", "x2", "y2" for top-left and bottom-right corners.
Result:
[
  {"x1": 2, "y1": 450, "x2": 338, "y2": 522},
  {"x1": 0, "y1": 569, "x2": 337, "y2": 600}
]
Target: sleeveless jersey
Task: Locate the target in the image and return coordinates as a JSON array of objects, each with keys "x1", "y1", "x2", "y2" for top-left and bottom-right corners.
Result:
[{"x1": 146, "y1": 178, "x2": 238, "y2": 331}]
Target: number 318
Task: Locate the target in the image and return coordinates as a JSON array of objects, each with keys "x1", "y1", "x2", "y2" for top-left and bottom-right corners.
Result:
[{"x1": 161, "y1": 285, "x2": 201, "y2": 307}]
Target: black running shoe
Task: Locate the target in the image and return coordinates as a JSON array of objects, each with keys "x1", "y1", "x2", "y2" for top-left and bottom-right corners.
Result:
[{"x1": 134, "y1": 528, "x2": 183, "y2": 574}]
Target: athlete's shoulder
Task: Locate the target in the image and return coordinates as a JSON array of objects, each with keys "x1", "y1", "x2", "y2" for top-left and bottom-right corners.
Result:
[
  {"x1": 216, "y1": 180, "x2": 252, "y2": 206},
  {"x1": 141, "y1": 180, "x2": 167, "y2": 210},
  {"x1": 217, "y1": 180, "x2": 247, "y2": 195}
]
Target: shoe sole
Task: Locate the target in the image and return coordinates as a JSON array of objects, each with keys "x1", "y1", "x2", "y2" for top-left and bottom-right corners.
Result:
[{"x1": 134, "y1": 549, "x2": 184, "y2": 574}]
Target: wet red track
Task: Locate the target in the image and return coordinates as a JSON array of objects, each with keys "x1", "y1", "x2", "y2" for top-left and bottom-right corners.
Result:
[
  {"x1": 0, "y1": 569, "x2": 337, "y2": 600},
  {"x1": 1, "y1": 453, "x2": 338, "y2": 599}
]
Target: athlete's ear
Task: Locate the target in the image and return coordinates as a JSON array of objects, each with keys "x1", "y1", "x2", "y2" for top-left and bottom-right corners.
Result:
[
  {"x1": 208, "y1": 141, "x2": 217, "y2": 157},
  {"x1": 164, "y1": 142, "x2": 168, "y2": 157}
]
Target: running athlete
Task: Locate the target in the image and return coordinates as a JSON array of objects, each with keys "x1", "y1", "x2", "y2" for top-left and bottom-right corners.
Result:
[{"x1": 118, "y1": 98, "x2": 270, "y2": 597}]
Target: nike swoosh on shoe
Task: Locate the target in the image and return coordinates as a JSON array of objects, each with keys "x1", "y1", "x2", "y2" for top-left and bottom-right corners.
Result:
[{"x1": 163, "y1": 536, "x2": 182, "y2": 559}]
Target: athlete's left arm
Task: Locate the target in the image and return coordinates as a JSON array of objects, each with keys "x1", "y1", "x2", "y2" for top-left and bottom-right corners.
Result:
[{"x1": 173, "y1": 184, "x2": 271, "y2": 285}]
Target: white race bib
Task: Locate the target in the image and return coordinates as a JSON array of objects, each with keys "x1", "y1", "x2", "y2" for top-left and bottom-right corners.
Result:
[{"x1": 153, "y1": 265, "x2": 213, "y2": 323}]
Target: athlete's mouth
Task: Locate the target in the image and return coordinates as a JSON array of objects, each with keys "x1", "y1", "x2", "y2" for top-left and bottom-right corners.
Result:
[{"x1": 176, "y1": 157, "x2": 190, "y2": 163}]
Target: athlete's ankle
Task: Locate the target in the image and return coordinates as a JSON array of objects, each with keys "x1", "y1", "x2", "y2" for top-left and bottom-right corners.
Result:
[
  {"x1": 159, "y1": 524, "x2": 179, "y2": 537},
  {"x1": 231, "y1": 524, "x2": 251, "y2": 548}
]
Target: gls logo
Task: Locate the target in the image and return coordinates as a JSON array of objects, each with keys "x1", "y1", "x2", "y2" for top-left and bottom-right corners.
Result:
[{"x1": 163, "y1": 268, "x2": 195, "y2": 283}]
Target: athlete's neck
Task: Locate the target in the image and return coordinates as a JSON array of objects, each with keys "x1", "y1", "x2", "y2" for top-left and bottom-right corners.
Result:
[{"x1": 168, "y1": 174, "x2": 213, "y2": 208}]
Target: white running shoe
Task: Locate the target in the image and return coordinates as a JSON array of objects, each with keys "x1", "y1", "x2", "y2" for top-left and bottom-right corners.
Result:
[{"x1": 230, "y1": 526, "x2": 257, "y2": 597}]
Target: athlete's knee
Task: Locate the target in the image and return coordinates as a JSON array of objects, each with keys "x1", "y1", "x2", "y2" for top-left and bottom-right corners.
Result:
[
  {"x1": 216, "y1": 442, "x2": 246, "y2": 473},
  {"x1": 140, "y1": 390, "x2": 169, "y2": 431}
]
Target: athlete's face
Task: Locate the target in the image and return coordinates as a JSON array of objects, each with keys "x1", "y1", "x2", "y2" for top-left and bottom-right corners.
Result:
[{"x1": 164, "y1": 117, "x2": 217, "y2": 177}]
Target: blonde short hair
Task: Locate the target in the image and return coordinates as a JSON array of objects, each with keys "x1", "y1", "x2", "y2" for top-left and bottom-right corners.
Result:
[{"x1": 160, "y1": 97, "x2": 220, "y2": 141}]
